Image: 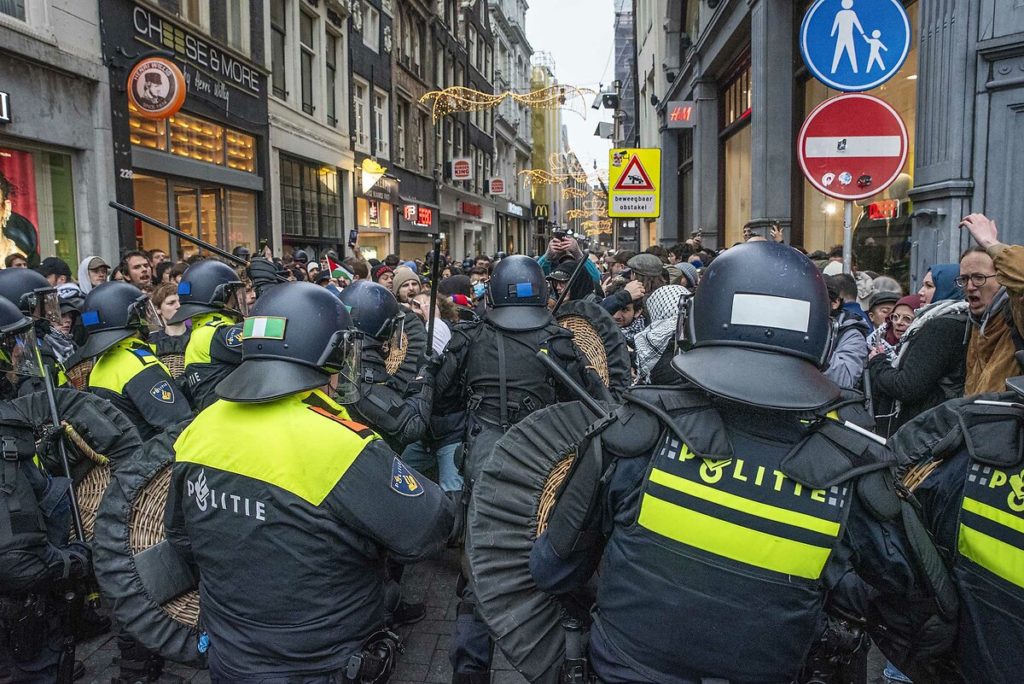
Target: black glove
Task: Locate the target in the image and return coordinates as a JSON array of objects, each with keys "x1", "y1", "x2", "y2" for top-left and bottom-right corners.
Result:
[
  {"x1": 14, "y1": 389, "x2": 143, "y2": 472},
  {"x1": 63, "y1": 541, "x2": 92, "y2": 579}
]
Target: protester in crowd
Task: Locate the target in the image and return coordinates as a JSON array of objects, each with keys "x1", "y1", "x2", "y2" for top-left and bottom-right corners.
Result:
[
  {"x1": 147, "y1": 248, "x2": 168, "y2": 269},
  {"x1": 439, "y1": 275, "x2": 478, "y2": 323},
  {"x1": 3, "y1": 252, "x2": 27, "y2": 269},
  {"x1": 606, "y1": 250, "x2": 635, "y2": 283},
  {"x1": 120, "y1": 250, "x2": 153, "y2": 291},
  {"x1": 539, "y1": 235, "x2": 601, "y2": 285},
  {"x1": 627, "y1": 253, "x2": 668, "y2": 302},
  {"x1": 545, "y1": 258, "x2": 601, "y2": 305},
  {"x1": 958, "y1": 213, "x2": 1024, "y2": 394},
  {"x1": 867, "y1": 268, "x2": 968, "y2": 436},
  {"x1": 153, "y1": 260, "x2": 175, "y2": 285},
  {"x1": 392, "y1": 266, "x2": 421, "y2": 304},
  {"x1": 866, "y1": 290, "x2": 900, "y2": 329},
  {"x1": 38, "y1": 256, "x2": 73, "y2": 288},
  {"x1": 634, "y1": 284, "x2": 689, "y2": 384},
  {"x1": 306, "y1": 261, "x2": 321, "y2": 281},
  {"x1": 344, "y1": 258, "x2": 370, "y2": 281},
  {"x1": 76, "y1": 255, "x2": 109, "y2": 294},
  {"x1": 410, "y1": 293, "x2": 455, "y2": 354},
  {"x1": 148, "y1": 281, "x2": 189, "y2": 356},
  {"x1": 168, "y1": 261, "x2": 188, "y2": 284},
  {"x1": 824, "y1": 273, "x2": 870, "y2": 390},
  {"x1": 371, "y1": 263, "x2": 394, "y2": 289},
  {"x1": 873, "y1": 275, "x2": 903, "y2": 297}
]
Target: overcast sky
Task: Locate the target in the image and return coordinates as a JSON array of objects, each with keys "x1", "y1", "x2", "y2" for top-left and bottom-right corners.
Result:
[{"x1": 525, "y1": 0, "x2": 615, "y2": 177}]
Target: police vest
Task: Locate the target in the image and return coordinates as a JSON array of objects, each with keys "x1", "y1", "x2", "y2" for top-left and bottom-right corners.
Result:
[
  {"x1": 89, "y1": 338, "x2": 166, "y2": 393},
  {"x1": 462, "y1": 321, "x2": 566, "y2": 426},
  {"x1": 595, "y1": 413, "x2": 853, "y2": 682},
  {"x1": 183, "y1": 312, "x2": 242, "y2": 410},
  {"x1": 172, "y1": 390, "x2": 385, "y2": 673},
  {"x1": 951, "y1": 401, "x2": 1024, "y2": 682}
]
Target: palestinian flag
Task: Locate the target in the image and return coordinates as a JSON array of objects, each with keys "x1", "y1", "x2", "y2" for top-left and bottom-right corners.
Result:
[{"x1": 324, "y1": 256, "x2": 354, "y2": 281}]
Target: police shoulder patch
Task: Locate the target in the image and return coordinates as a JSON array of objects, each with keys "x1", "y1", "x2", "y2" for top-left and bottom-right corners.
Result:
[
  {"x1": 224, "y1": 325, "x2": 243, "y2": 348},
  {"x1": 150, "y1": 380, "x2": 175, "y2": 403},
  {"x1": 390, "y1": 457, "x2": 424, "y2": 497}
]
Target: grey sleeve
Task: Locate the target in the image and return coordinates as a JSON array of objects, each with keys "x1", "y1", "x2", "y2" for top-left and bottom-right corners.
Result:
[
  {"x1": 824, "y1": 328, "x2": 868, "y2": 390},
  {"x1": 327, "y1": 439, "x2": 454, "y2": 562}
]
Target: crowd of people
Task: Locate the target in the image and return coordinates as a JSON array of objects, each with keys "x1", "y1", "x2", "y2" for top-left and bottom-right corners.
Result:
[{"x1": 0, "y1": 209, "x2": 1022, "y2": 684}]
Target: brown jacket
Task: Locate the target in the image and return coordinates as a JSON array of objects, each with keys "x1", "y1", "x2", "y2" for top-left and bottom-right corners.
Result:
[{"x1": 964, "y1": 243, "x2": 1024, "y2": 395}]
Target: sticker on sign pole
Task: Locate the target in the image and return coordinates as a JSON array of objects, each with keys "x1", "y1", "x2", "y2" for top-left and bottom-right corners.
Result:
[{"x1": 800, "y1": 0, "x2": 911, "y2": 92}]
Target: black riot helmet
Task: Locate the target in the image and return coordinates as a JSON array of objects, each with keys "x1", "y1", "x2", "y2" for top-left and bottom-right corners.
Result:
[
  {"x1": 0, "y1": 267, "x2": 61, "y2": 325},
  {"x1": 338, "y1": 280, "x2": 405, "y2": 346},
  {"x1": 486, "y1": 255, "x2": 551, "y2": 330},
  {"x1": 169, "y1": 259, "x2": 246, "y2": 324},
  {"x1": 78, "y1": 282, "x2": 159, "y2": 359},
  {"x1": 247, "y1": 257, "x2": 290, "y2": 298},
  {"x1": 216, "y1": 282, "x2": 362, "y2": 404},
  {"x1": 232, "y1": 245, "x2": 252, "y2": 262},
  {"x1": 0, "y1": 294, "x2": 44, "y2": 378},
  {"x1": 672, "y1": 241, "x2": 839, "y2": 411}
]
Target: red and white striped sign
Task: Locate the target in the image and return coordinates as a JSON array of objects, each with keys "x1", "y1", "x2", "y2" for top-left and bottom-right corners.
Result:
[{"x1": 797, "y1": 94, "x2": 908, "y2": 201}]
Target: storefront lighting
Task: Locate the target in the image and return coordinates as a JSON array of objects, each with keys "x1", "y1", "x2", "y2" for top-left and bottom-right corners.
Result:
[
  {"x1": 361, "y1": 158, "x2": 388, "y2": 192},
  {"x1": 906, "y1": 74, "x2": 918, "y2": 80},
  {"x1": 823, "y1": 202, "x2": 838, "y2": 216}
]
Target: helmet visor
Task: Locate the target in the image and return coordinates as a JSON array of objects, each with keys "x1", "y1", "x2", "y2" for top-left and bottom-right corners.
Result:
[
  {"x1": 0, "y1": 324, "x2": 43, "y2": 378},
  {"x1": 129, "y1": 295, "x2": 163, "y2": 333},
  {"x1": 32, "y1": 287, "x2": 62, "y2": 326},
  {"x1": 320, "y1": 330, "x2": 362, "y2": 404},
  {"x1": 224, "y1": 283, "x2": 250, "y2": 317}
]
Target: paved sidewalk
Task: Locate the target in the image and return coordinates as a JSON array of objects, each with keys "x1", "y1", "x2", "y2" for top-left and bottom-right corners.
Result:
[{"x1": 79, "y1": 548, "x2": 527, "y2": 684}]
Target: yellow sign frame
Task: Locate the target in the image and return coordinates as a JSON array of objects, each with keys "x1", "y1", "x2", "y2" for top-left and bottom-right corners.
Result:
[{"x1": 608, "y1": 148, "x2": 662, "y2": 218}]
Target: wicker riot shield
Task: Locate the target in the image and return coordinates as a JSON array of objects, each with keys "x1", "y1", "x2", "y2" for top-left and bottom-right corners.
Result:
[
  {"x1": 383, "y1": 310, "x2": 428, "y2": 391},
  {"x1": 93, "y1": 422, "x2": 203, "y2": 665},
  {"x1": 466, "y1": 401, "x2": 604, "y2": 684},
  {"x1": 556, "y1": 300, "x2": 632, "y2": 392}
]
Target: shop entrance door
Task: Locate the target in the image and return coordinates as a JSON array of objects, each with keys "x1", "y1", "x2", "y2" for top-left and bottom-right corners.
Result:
[{"x1": 173, "y1": 185, "x2": 223, "y2": 259}]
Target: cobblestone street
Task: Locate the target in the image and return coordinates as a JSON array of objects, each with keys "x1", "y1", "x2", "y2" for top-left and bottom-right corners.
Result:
[{"x1": 78, "y1": 548, "x2": 528, "y2": 684}]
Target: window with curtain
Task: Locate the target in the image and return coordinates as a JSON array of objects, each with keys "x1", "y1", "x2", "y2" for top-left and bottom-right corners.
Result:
[
  {"x1": 374, "y1": 91, "x2": 390, "y2": 158},
  {"x1": 353, "y1": 78, "x2": 369, "y2": 152}
]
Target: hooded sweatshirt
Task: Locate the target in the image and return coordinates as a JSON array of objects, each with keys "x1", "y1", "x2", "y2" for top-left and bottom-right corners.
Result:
[{"x1": 77, "y1": 256, "x2": 103, "y2": 294}]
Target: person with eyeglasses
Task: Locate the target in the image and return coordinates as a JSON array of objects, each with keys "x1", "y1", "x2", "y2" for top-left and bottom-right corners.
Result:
[{"x1": 959, "y1": 213, "x2": 1024, "y2": 395}]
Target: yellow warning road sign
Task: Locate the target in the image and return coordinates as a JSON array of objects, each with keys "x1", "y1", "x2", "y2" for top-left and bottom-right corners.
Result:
[{"x1": 608, "y1": 148, "x2": 661, "y2": 218}]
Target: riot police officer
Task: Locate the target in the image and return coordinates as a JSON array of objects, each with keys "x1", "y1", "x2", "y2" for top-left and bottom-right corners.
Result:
[
  {"x1": 170, "y1": 260, "x2": 246, "y2": 410},
  {"x1": 0, "y1": 268, "x2": 71, "y2": 396},
  {"x1": 893, "y1": 379, "x2": 1024, "y2": 681},
  {"x1": 165, "y1": 282, "x2": 453, "y2": 681},
  {"x1": 339, "y1": 280, "x2": 432, "y2": 454},
  {"x1": 78, "y1": 282, "x2": 192, "y2": 440},
  {"x1": 435, "y1": 255, "x2": 609, "y2": 684},
  {"x1": 0, "y1": 292, "x2": 143, "y2": 682},
  {"x1": 528, "y1": 242, "x2": 957, "y2": 683}
]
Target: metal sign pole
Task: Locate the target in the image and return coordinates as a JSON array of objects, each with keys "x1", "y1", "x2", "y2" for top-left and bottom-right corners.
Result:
[{"x1": 843, "y1": 200, "x2": 853, "y2": 274}]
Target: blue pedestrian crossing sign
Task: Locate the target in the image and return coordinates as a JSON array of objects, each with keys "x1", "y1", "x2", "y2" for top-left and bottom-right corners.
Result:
[{"x1": 800, "y1": 0, "x2": 911, "y2": 92}]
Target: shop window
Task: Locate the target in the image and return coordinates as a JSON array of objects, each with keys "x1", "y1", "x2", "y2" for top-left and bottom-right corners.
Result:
[
  {"x1": 0, "y1": 147, "x2": 78, "y2": 268},
  {"x1": 130, "y1": 106, "x2": 256, "y2": 173},
  {"x1": 280, "y1": 154, "x2": 343, "y2": 240},
  {"x1": 723, "y1": 125, "x2": 752, "y2": 247},
  {"x1": 326, "y1": 32, "x2": 339, "y2": 127},
  {"x1": 133, "y1": 174, "x2": 171, "y2": 255},
  {"x1": 226, "y1": 190, "x2": 257, "y2": 251},
  {"x1": 799, "y1": 1, "x2": 919, "y2": 283},
  {"x1": 720, "y1": 56, "x2": 752, "y2": 247},
  {"x1": 357, "y1": 198, "x2": 393, "y2": 230},
  {"x1": 225, "y1": 130, "x2": 255, "y2": 173},
  {"x1": 0, "y1": 0, "x2": 25, "y2": 21},
  {"x1": 270, "y1": 0, "x2": 288, "y2": 99},
  {"x1": 300, "y1": 11, "x2": 316, "y2": 115},
  {"x1": 128, "y1": 103, "x2": 168, "y2": 151},
  {"x1": 169, "y1": 112, "x2": 225, "y2": 166}
]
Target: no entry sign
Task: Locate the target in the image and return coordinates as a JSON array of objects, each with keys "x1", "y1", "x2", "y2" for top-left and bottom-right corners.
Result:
[{"x1": 797, "y1": 93, "x2": 908, "y2": 201}]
